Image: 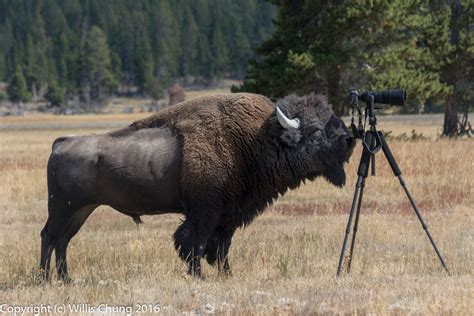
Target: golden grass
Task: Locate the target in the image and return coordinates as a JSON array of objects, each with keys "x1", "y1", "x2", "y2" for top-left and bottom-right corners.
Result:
[{"x1": 0, "y1": 114, "x2": 472, "y2": 314}]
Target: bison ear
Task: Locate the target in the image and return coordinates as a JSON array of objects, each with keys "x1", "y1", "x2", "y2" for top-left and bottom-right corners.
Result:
[{"x1": 280, "y1": 128, "x2": 302, "y2": 147}]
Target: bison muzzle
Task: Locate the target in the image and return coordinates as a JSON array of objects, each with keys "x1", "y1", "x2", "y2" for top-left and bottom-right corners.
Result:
[{"x1": 40, "y1": 93, "x2": 355, "y2": 281}]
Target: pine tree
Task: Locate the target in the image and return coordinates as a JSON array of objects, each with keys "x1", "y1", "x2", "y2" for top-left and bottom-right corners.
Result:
[
  {"x1": 0, "y1": 0, "x2": 276, "y2": 102},
  {"x1": 145, "y1": 77, "x2": 164, "y2": 103},
  {"x1": 441, "y1": 0, "x2": 474, "y2": 136},
  {"x1": 135, "y1": 30, "x2": 154, "y2": 93},
  {"x1": 210, "y1": 26, "x2": 229, "y2": 80},
  {"x1": 180, "y1": 6, "x2": 199, "y2": 79},
  {"x1": 56, "y1": 32, "x2": 71, "y2": 91},
  {"x1": 79, "y1": 25, "x2": 116, "y2": 102},
  {"x1": 7, "y1": 66, "x2": 29, "y2": 105},
  {"x1": 196, "y1": 33, "x2": 213, "y2": 81},
  {"x1": 235, "y1": 0, "x2": 453, "y2": 116},
  {"x1": 0, "y1": 51, "x2": 5, "y2": 80},
  {"x1": 45, "y1": 78, "x2": 64, "y2": 107},
  {"x1": 153, "y1": 0, "x2": 179, "y2": 83}
]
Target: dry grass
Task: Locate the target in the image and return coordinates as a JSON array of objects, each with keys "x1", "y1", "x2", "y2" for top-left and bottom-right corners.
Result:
[{"x1": 0, "y1": 112, "x2": 472, "y2": 314}]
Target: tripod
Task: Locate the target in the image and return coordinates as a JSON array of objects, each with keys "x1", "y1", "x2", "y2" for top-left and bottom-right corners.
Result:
[{"x1": 336, "y1": 91, "x2": 449, "y2": 276}]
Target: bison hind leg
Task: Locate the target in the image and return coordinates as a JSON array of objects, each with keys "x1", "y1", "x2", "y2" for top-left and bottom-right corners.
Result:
[
  {"x1": 54, "y1": 204, "x2": 97, "y2": 282},
  {"x1": 39, "y1": 219, "x2": 55, "y2": 282}
]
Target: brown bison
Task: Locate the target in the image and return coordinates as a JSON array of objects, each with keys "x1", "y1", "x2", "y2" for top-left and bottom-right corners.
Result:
[{"x1": 40, "y1": 93, "x2": 354, "y2": 281}]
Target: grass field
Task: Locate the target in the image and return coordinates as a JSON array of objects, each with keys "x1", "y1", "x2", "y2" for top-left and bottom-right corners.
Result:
[{"x1": 0, "y1": 108, "x2": 472, "y2": 314}]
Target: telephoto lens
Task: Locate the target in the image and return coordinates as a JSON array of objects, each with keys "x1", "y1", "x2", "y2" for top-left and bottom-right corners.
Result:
[
  {"x1": 372, "y1": 89, "x2": 406, "y2": 106},
  {"x1": 359, "y1": 89, "x2": 406, "y2": 106}
]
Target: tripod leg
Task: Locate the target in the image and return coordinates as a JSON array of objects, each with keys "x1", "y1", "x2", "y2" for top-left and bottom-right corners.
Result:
[
  {"x1": 337, "y1": 132, "x2": 373, "y2": 276},
  {"x1": 347, "y1": 131, "x2": 376, "y2": 273},
  {"x1": 398, "y1": 175, "x2": 450, "y2": 274},
  {"x1": 337, "y1": 176, "x2": 363, "y2": 276},
  {"x1": 347, "y1": 177, "x2": 366, "y2": 273},
  {"x1": 379, "y1": 133, "x2": 450, "y2": 274}
]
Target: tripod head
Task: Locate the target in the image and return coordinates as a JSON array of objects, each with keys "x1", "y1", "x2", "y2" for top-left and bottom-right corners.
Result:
[{"x1": 349, "y1": 88, "x2": 407, "y2": 171}]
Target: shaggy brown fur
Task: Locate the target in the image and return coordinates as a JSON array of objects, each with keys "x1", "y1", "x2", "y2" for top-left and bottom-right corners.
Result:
[{"x1": 116, "y1": 93, "x2": 274, "y2": 218}]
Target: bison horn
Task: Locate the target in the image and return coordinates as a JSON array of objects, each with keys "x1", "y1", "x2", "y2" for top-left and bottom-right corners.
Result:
[{"x1": 276, "y1": 106, "x2": 300, "y2": 129}]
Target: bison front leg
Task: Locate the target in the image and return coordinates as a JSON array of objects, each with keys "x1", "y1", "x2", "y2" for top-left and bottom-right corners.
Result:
[
  {"x1": 173, "y1": 215, "x2": 217, "y2": 278},
  {"x1": 205, "y1": 226, "x2": 235, "y2": 276}
]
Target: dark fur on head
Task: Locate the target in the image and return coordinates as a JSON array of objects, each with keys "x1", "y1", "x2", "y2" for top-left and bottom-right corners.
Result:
[{"x1": 266, "y1": 94, "x2": 353, "y2": 187}]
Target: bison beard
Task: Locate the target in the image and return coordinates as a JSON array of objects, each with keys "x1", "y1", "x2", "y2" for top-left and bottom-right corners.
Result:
[{"x1": 39, "y1": 93, "x2": 354, "y2": 281}]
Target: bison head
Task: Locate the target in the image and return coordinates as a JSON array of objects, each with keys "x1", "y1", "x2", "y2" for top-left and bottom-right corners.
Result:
[{"x1": 273, "y1": 94, "x2": 355, "y2": 187}]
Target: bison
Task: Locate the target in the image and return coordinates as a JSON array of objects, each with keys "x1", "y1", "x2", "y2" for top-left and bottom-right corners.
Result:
[{"x1": 40, "y1": 93, "x2": 355, "y2": 281}]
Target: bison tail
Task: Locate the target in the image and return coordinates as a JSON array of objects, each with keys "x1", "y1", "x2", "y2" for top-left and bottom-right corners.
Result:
[{"x1": 52, "y1": 136, "x2": 68, "y2": 151}]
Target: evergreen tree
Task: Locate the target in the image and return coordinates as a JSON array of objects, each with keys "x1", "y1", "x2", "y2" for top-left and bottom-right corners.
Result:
[
  {"x1": 360, "y1": 1, "x2": 452, "y2": 112},
  {"x1": 45, "y1": 78, "x2": 64, "y2": 107},
  {"x1": 235, "y1": 0, "x2": 453, "y2": 116},
  {"x1": 180, "y1": 6, "x2": 199, "y2": 79},
  {"x1": 229, "y1": 22, "x2": 252, "y2": 78},
  {"x1": 441, "y1": 0, "x2": 474, "y2": 136},
  {"x1": 153, "y1": 0, "x2": 179, "y2": 84},
  {"x1": 79, "y1": 25, "x2": 116, "y2": 102},
  {"x1": 0, "y1": 0, "x2": 276, "y2": 102},
  {"x1": 210, "y1": 26, "x2": 229, "y2": 79},
  {"x1": 145, "y1": 76, "x2": 164, "y2": 103},
  {"x1": 0, "y1": 51, "x2": 5, "y2": 80},
  {"x1": 7, "y1": 66, "x2": 29, "y2": 105},
  {"x1": 196, "y1": 33, "x2": 213, "y2": 81},
  {"x1": 56, "y1": 32, "x2": 71, "y2": 91},
  {"x1": 135, "y1": 30, "x2": 154, "y2": 93}
]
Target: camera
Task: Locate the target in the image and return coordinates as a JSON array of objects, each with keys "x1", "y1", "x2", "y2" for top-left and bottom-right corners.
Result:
[
  {"x1": 349, "y1": 88, "x2": 407, "y2": 140},
  {"x1": 354, "y1": 89, "x2": 406, "y2": 106}
]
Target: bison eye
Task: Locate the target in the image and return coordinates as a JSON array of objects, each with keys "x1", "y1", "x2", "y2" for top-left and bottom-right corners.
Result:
[{"x1": 306, "y1": 122, "x2": 324, "y2": 134}]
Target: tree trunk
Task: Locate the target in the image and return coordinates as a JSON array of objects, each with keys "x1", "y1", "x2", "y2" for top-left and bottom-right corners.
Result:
[
  {"x1": 32, "y1": 83, "x2": 37, "y2": 103},
  {"x1": 442, "y1": 0, "x2": 461, "y2": 137},
  {"x1": 443, "y1": 94, "x2": 458, "y2": 136},
  {"x1": 327, "y1": 67, "x2": 344, "y2": 116}
]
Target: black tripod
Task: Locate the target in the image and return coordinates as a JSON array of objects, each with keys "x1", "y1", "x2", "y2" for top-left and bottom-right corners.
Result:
[{"x1": 336, "y1": 90, "x2": 449, "y2": 276}]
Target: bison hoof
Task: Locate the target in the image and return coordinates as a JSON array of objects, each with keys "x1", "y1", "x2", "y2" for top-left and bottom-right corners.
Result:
[
  {"x1": 218, "y1": 269, "x2": 232, "y2": 278},
  {"x1": 58, "y1": 276, "x2": 73, "y2": 285},
  {"x1": 33, "y1": 269, "x2": 50, "y2": 285},
  {"x1": 182, "y1": 271, "x2": 205, "y2": 280}
]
